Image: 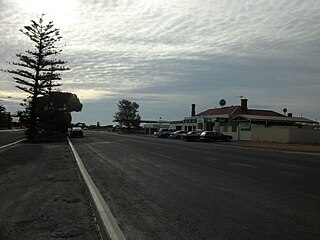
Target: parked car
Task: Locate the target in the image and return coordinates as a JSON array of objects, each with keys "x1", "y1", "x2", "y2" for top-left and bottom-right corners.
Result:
[
  {"x1": 157, "y1": 128, "x2": 176, "y2": 138},
  {"x1": 186, "y1": 130, "x2": 203, "y2": 141},
  {"x1": 69, "y1": 127, "x2": 84, "y2": 138},
  {"x1": 200, "y1": 131, "x2": 232, "y2": 142},
  {"x1": 170, "y1": 130, "x2": 187, "y2": 139}
]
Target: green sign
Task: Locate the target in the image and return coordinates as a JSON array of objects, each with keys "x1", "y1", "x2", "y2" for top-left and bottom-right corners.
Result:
[
  {"x1": 170, "y1": 118, "x2": 228, "y2": 124},
  {"x1": 183, "y1": 119, "x2": 197, "y2": 123},
  {"x1": 170, "y1": 120, "x2": 183, "y2": 124},
  {"x1": 240, "y1": 122, "x2": 251, "y2": 131},
  {"x1": 204, "y1": 118, "x2": 214, "y2": 123},
  {"x1": 170, "y1": 119, "x2": 197, "y2": 124},
  {"x1": 216, "y1": 118, "x2": 228, "y2": 123},
  {"x1": 203, "y1": 118, "x2": 228, "y2": 123},
  {"x1": 197, "y1": 117, "x2": 204, "y2": 123}
]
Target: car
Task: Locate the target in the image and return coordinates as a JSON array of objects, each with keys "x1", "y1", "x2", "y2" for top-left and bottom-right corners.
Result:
[
  {"x1": 170, "y1": 130, "x2": 187, "y2": 139},
  {"x1": 200, "y1": 131, "x2": 232, "y2": 142},
  {"x1": 69, "y1": 127, "x2": 84, "y2": 138},
  {"x1": 185, "y1": 130, "x2": 203, "y2": 141},
  {"x1": 157, "y1": 128, "x2": 176, "y2": 138}
]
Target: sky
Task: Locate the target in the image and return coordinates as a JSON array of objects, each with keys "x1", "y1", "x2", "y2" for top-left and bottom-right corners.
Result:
[{"x1": 0, "y1": 0, "x2": 320, "y2": 125}]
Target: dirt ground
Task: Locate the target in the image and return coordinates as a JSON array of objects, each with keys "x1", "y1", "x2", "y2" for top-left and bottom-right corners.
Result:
[
  {"x1": 0, "y1": 140, "x2": 101, "y2": 240},
  {"x1": 234, "y1": 141, "x2": 320, "y2": 153}
]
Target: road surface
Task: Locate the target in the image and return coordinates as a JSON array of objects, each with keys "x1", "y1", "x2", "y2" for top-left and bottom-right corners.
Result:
[
  {"x1": 0, "y1": 129, "x2": 25, "y2": 147},
  {"x1": 70, "y1": 131, "x2": 320, "y2": 240}
]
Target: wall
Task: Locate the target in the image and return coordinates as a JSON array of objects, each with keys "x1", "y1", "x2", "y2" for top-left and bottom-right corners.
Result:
[
  {"x1": 251, "y1": 125, "x2": 320, "y2": 144},
  {"x1": 239, "y1": 130, "x2": 252, "y2": 141},
  {"x1": 220, "y1": 126, "x2": 241, "y2": 141},
  {"x1": 251, "y1": 126, "x2": 290, "y2": 143}
]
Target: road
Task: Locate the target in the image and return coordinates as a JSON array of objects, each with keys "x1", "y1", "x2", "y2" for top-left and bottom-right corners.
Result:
[
  {"x1": 0, "y1": 129, "x2": 25, "y2": 147},
  {"x1": 70, "y1": 131, "x2": 320, "y2": 240}
]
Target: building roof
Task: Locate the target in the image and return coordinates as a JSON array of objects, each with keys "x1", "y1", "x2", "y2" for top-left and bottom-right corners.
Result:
[
  {"x1": 233, "y1": 114, "x2": 317, "y2": 124},
  {"x1": 196, "y1": 105, "x2": 283, "y2": 118},
  {"x1": 196, "y1": 106, "x2": 240, "y2": 117},
  {"x1": 245, "y1": 109, "x2": 284, "y2": 117}
]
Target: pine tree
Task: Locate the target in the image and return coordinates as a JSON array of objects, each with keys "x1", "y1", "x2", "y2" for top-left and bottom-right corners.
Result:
[{"x1": 2, "y1": 14, "x2": 69, "y2": 137}]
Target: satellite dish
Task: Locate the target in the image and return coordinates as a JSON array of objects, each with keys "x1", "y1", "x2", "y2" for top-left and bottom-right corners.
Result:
[
  {"x1": 219, "y1": 99, "x2": 226, "y2": 107},
  {"x1": 282, "y1": 108, "x2": 288, "y2": 115}
]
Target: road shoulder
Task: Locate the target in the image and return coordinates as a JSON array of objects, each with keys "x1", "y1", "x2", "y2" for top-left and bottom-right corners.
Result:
[{"x1": 0, "y1": 141, "x2": 101, "y2": 239}]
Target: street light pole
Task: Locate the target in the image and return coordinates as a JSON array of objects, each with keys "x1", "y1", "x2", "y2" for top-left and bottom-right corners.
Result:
[{"x1": 158, "y1": 117, "x2": 161, "y2": 130}]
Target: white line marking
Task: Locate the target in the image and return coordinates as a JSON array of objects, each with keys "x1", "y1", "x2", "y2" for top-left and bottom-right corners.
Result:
[
  {"x1": 68, "y1": 138, "x2": 127, "y2": 240},
  {"x1": 0, "y1": 139, "x2": 25, "y2": 149}
]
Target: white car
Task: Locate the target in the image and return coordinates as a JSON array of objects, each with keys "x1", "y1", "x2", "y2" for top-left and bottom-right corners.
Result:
[
  {"x1": 69, "y1": 127, "x2": 84, "y2": 138},
  {"x1": 157, "y1": 128, "x2": 176, "y2": 138},
  {"x1": 186, "y1": 130, "x2": 203, "y2": 141},
  {"x1": 170, "y1": 130, "x2": 187, "y2": 139}
]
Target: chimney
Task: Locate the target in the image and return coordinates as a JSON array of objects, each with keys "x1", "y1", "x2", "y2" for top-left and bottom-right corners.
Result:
[
  {"x1": 191, "y1": 104, "x2": 196, "y2": 117},
  {"x1": 288, "y1": 113, "x2": 292, "y2": 117},
  {"x1": 241, "y1": 98, "x2": 248, "y2": 112}
]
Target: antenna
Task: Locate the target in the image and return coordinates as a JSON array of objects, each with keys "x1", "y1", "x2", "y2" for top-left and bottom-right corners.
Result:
[{"x1": 237, "y1": 96, "x2": 245, "y2": 99}]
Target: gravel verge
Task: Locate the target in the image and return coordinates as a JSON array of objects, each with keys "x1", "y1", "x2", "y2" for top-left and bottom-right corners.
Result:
[{"x1": 0, "y1": 140, "x2": 101, "y2": 240}]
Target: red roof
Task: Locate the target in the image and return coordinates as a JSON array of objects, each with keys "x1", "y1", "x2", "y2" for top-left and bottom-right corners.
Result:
[
  {"x1": 196, "y1": 106, "x2": 240, "y2": 116},
  {"x1": 246, "y1": 109, "x2": 284, "y2": 117},
  {"x1": 196, "y1": 105, "x2": 284, "y2": 118},
  {"x1": 233, "y1": 114, "x2": 317, "y2": 123}
]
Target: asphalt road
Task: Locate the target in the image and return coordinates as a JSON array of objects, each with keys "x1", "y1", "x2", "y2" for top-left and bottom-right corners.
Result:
[
  {"x1": 0, "y1": 129, "x2": 25, "y2": 146},
  {"x1": 71, "y1": 131, "x2": 320, "y2": 240}
]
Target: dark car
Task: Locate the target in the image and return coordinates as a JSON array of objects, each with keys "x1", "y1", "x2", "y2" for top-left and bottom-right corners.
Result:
[
  {"x1": 69, "y1": 127, "x2": 84, "y2": 138},
  {"x1": 200, "y1": 131, "x2": 232, "y2": 142}
]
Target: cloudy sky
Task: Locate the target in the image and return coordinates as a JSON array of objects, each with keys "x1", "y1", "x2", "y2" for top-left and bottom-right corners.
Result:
[{"x1": 0, "y1": 0, "x2": 319, "y2": 125}]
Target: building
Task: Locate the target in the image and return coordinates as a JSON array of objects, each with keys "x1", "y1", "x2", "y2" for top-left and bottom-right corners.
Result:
[
  {"x1": 143, "y1": 120, "x2": 170, "y2": 134},
  {"x1": 169, "y1": 99, "x2": 320, "y2": 144},
  {"x1": 11, "y1": 116, "x2": 21, "y2": 129}
]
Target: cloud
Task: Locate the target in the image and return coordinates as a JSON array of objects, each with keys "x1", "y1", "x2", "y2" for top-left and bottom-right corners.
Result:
[{"x1": 0, "y1": 0, "x2": 319, "y2": 123}]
